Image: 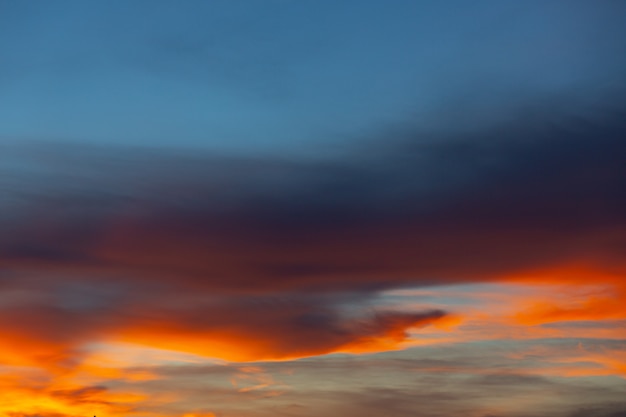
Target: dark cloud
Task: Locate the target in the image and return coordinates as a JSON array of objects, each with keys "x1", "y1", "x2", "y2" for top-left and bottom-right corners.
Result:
[
  {"x1": 0, "y1": 97, "x2": 624, "y2": 363},
  {"x1": 0, "y1": 274, "x2": 448, "y2": 362},
  {"x1": 1, "y1": 101, "x2": 624, "y2": 292}
]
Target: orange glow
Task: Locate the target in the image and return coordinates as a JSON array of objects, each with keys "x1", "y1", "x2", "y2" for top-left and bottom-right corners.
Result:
[
  {"x1": 501, "y1": 263, "x2": 626, "y2": 325},
  {"x1": 0, "y1": 263, "x2": 623, "y2": 414},
  {"x1": 0, "y1": 374, "x2": 146, "y2": 417},
  {"x1": 115, "y1": 310, "x2": 450, "y2": 362}
]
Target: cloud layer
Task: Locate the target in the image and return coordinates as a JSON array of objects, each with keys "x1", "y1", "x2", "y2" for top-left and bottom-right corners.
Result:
[{"x1": 0, "y1": 94, "x2": 625, "y2": 415}]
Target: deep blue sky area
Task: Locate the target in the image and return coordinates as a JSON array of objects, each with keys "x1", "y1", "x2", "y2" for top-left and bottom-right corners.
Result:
[{"x1": 1, "y1": 0, "x2": 625, "y2": 156}]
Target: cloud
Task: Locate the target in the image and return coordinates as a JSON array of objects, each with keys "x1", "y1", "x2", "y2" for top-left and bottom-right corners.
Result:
[
  {"x1": 0, "y1": 372, "x2": 139, "y2": 417},
  {"x1": 0, "y1": 96, "x2": 624, "y2": 416},
  {"x1": 0, "y1": 278, "x2": 449, "y2": 364},
  {"x1": 1, "y1": 2, "x2": 625, "y2": 415},
  {"x1": 116, "y1": 302, "x2": 447, "y2": 361},
  {"x1": 570, "y1": 406, "x2": 626, "y2": 417},
  {"x1": 5, "y1": 410, "x2": 75, "y2": 417},
  {"x1": 142, "y1": 344, "x2": 620, "y2": 417},
  {"x1": 2, "y1": 101, "x2": 625, "y2": 293},
  {"x1": 0, "y1": 98, "x2": 624, "y2": 367},
  {"x1": 49, "y1": 386, "x2": 109, "y2": 406}
]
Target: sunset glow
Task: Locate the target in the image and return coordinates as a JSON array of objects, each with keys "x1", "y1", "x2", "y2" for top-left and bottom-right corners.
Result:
[{"x1": 1, "y1": 1, "x2": 625, "y2": 416}]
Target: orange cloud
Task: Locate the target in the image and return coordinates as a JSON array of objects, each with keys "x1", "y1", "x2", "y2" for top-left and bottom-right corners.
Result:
[
  {"x1": 0, "y1": 114, "x2": 623, "y2": 415},
  {"x1": 0, "y1": 373, "x2": 144, "y2": 417},
  {"x1": 115, "y1": 309, "x2": 448, "y2": 361},
  {"x1": 500, "y1": 264, "x2": 626, "y2": 325}
]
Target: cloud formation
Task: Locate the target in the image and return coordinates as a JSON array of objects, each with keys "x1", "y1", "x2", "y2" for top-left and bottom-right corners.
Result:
[
  {"x1": 2, "y1": 100, "x2": 625, "y2": 291},
  {"x1": 0, "y1": 94, "x2": 624, "y2": 415}
]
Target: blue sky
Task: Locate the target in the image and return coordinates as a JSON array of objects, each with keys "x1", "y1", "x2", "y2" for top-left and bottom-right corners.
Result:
[{"x1": 2, "y1": 0, "x2": 625, "y2": 155}]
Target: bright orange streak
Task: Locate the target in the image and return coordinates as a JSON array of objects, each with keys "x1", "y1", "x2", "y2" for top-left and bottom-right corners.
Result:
[
  {"x1": 0, "y1": 373, "x2": 146, "y2": 417},
  {"x1": 115, "y1": 312, "x2": 449, "y2": 362}
]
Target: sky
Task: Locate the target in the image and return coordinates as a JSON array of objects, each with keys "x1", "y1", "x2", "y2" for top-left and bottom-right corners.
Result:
[{"x1": 0, "y1": 1, "x2": 625, "y2": 416}]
